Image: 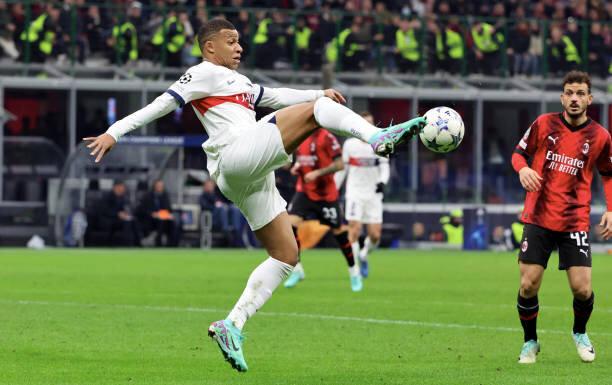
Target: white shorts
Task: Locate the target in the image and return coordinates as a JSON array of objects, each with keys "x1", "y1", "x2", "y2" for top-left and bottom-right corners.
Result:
[
  {"x1": 345, "y1": 195, "x2": 383, "y2": 224},
  {"x1": 213, "y1": 114, "x2": 291, "y2": 231}
]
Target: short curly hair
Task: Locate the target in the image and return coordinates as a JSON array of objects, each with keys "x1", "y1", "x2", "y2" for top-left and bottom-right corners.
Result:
[{"x1": 562, "y1": 71, "x2": 591, "y2": 94}]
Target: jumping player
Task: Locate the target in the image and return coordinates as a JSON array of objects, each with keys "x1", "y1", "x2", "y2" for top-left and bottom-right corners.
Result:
[
  {"x1": 283, "y1": 128, "x2": 363, "y2": 292},
  {"x1": 512, "y1": 70, "x2": 612, "y2": 364},
  {"x1": 83, "y1": 19, "x2": 426, "y2": 372}
]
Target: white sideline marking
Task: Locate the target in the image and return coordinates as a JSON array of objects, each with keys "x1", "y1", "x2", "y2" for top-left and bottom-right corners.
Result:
[{"x1": 2, "y1": 299, "x2": 612, "y2": 337}]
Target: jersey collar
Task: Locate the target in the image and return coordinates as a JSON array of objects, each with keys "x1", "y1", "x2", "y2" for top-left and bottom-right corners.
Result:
[{"x1": 559, "y1": 112, "x2": 591, "y2": 132}]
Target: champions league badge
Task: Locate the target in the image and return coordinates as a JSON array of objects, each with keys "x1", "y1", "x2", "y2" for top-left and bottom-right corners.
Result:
[
  {"x1": 179, "y1": 73, "x2": 192, "y2": 84},
  {"x1": 521, "y1": 239, "x2": 528, "y2": 252}
]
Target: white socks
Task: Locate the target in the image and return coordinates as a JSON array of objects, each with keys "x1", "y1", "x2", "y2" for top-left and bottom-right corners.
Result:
[
  {"x1": 349, "y1": 264, "x2": 360, "y2": 277},
  {"x1": 227, "y1": 257, "x2": 293, "y2": 331},
  {"x1": 293, "y1": 261, "x2": 304, "y2": 275},
  {"x1": 351, "y1": 242, "x2": 361, "y2": 262},
  {"x1": 313, "y1": 97, "x2": 379, "y2": 142},
  {"x1": 360, "y1": 236, "x2": 379, "y2": 261}
]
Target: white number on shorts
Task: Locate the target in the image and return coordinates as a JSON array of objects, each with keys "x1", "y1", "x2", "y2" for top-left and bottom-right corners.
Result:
[
  {"x1": 322, "y1": 207, "x2": 338, "y2": 221},
  {"x1": 570, "y1": 231, "x2": 589, "y2": 247}
]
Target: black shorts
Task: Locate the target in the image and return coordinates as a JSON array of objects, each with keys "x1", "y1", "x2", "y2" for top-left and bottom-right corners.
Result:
[
  {"x1": 287, "y1": 192, "x2": 343, "y2": 229},
  {"x1": 518, "y1": 223, "x2": 592, "y2": 270}
]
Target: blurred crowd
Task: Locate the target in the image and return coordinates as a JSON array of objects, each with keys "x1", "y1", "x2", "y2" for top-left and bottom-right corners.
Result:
[{"x1": 0, "y1": 0, "x2": 610, "y2": 77}]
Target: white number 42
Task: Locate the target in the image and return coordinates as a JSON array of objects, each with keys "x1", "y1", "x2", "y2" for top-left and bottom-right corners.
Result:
[{"x1": 570, "y1": 231, "x2": 589, "y2": 247}]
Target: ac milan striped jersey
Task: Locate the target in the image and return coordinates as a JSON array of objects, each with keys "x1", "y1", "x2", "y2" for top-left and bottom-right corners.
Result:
[{"x1": 513, "y1": 113, "x2": 612, "y2": 232}]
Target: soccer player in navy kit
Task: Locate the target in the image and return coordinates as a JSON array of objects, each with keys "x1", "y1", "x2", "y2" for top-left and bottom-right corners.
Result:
[{"x1": 512, "y1": 71, "x2": 612, "y2": 364}]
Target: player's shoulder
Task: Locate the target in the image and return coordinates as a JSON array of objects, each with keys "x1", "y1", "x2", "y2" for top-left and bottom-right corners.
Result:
[
  {"x1": 589, "y1": 118, "x2": 610, "y2": 139},
  {"x1": 187, "y1": 61, "x2": 231, "y2": 78}
]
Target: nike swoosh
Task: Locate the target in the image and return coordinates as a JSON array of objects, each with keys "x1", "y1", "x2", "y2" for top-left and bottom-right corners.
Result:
[
  {"x1": 227, "y1": 80, "x2": 236, "y2": 85},
  {"x1": 229, "y1": 337, "x2": 240, "y2": 351}
]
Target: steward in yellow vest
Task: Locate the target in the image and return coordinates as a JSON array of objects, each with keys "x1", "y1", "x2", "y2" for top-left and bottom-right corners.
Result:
[
  {"x1": 440, "y1": 209, "x2": 464, "y2": 246},
  {"x1": 471, "y1": 21, "x2": 504, "y2": 75},
  {"x1": 111, "y1": 20, "x2": 138, "y2": 64},
  {"x1": 395, "y1": 18, "x2": 420, "y2": 73},
  {"x1": 20, "y1": 5, "x2": 60, "y2": 63},
  {"x1": 152, "y1": 10, "x2": 186, "y2": 67},
  {"x1": 435, "y1": 19, "x2": 464, "y2": 74}
]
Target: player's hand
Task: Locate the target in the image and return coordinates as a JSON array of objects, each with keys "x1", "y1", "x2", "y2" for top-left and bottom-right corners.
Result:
[
  {"x1": 290, "y1": 162, "x2": 301, "y2": 176},
  {"x1": 323, "y1": 89, "x2": 346, "y2": 104},
  {"x1": 599, "y1": 212, "x2": 612, "y2": 240},
  {"x1": 518, "y1": 167, "x2": 543, "y2": 192},
  {"x1": 83, "y1": 133, "x2": 116, "y2": 163},
  {"x1": 304, "y1": 170, "x2": 320, "y2": 183}
]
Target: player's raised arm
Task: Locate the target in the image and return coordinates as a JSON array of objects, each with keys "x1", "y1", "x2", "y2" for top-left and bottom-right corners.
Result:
[
  {"x1": 254, "y1": 84, "x2": 345, "y2": 110},
  {"x1": 512, "y1": 119, "x2": 543, "y2": 192},
  {"x1": 84, "y1": 65, "x2": 213, "y2": 163},
  {"x1": 83, "y1": 93, "x2": 179, "y2": 163}
]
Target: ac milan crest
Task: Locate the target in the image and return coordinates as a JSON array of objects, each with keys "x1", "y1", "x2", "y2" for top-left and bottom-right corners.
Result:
[
  {"x1": 582, "y1": 142, "x2": 590, "y2": 155},
  {"x1": 521, "y1": 239, "x2": 528, "y2": 252}
]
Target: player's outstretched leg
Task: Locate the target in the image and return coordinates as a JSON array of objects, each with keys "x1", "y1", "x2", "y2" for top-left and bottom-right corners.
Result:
[
  {"x1": 209, "y1": 213, "x2": 296, "y2": 372},
  {"x1": 312, "y1": 97, "x2": 426, "y2": 157}
]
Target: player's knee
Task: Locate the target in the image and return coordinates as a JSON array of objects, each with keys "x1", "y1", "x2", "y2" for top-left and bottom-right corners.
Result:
[
  {"x1": 520, "y1": 276, "x2": 540, "y2": 295},
  {"x1": 369, "y1": 233, "x2": 381, "y2": 244},
  {"x1": 571, "y1": 286, "x2": 592, "y2": 300}
]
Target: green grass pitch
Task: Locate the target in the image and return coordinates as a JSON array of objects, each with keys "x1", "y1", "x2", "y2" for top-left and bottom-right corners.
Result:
[{"x1": 1, "y1": 248, "x2": 612, "y2": 385}]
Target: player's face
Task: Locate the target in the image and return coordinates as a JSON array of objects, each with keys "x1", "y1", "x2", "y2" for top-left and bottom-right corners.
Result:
[
  {"x1": 210, "y1": 29, "x2": 242, "y2": 70},
  {"x1": 560, "y1": 83, "x2": 592, "y2": 119}
]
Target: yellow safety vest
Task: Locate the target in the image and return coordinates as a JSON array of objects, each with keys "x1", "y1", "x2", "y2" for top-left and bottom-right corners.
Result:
[
  {"x1": 471, "y1": 23, "x2": 502, "y2": 53},
  {"x1": 511, "y1": 222, "x2": 524, "y2": 245},
  {"x1": 325, "y1": 28, "x2": 351, "y2": 63},
  {"x1": 436, "y1": 29, "x2": 464, "y2": 60},
  {"x1": 191, "y1": 41, "x2": 201, "y2": 57},
  {"x1": 296, "y1": 27, "x2": 312, "y2": 50},
  {"x1": 561, "y1": 36, "x2": 581, "y2": 64},
  {"x1": 152, "y1": 16, "x2": 185, "y2": 53},
  {"x1": 396, "y1": 29, "x2": 420, "y2": 61},
  {"x1": 442, "y1": 223, "x2": 463, "y2": 245},
  {"x1": 254, "y1": 18, "x2": 271, "y2": 45},
  {"x1": 112, "y1": 22, "x2": 138, "y2": 61},
  {"x1": 20, "y1": 14, "x2": 55, "y2": 55}
]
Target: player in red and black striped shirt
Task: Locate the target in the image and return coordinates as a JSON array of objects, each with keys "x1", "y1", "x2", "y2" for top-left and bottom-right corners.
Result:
[
  {"x1": 511, "y1": 71, "x2": 612, "y2": 364},
  {"x1": 283, "y1": 128, "x2": 363, "y2": 292}
]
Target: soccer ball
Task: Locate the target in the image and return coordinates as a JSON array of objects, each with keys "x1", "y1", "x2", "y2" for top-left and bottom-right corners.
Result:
[{"x1": 419, "y1": 106, "x2": 465, "y2": 153}]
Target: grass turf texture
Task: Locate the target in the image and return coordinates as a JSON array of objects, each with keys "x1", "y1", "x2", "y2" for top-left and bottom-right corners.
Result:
[{"x1": 1, "y1": 248, "x2": 611, "y2": 385}]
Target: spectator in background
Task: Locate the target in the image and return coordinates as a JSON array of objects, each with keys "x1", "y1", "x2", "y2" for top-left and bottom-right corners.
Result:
[
  {"x1": 433, "y1": 16, "x2": 464, "y2": 74},
  {"x1": 470, "y1": 19, "x2": 504, "y2": 75},
  {"x1": 0, "y1": 0, "x2": 18, "y2": 59},
  {"x1": 342, "y1": 15, "x2": 369, "y2": 71},
  {"x1": 151, "y1": 8, "x2": 185, "y2": 67},
  {"x1": 19, "y1": 3, "x2": 61, "y2": 63},
  {"x1": 588, "y1": 22, "x2": 607, "y2": 78},
  {"x1": 83, "y1": 4, "x2": 107, "y2": 57},
  {"x1": 508, "y1": 21, "x2": 533, "y2": 76},
  {"x1": 137, "y1": 179, "x2": 180, "y2": 247},
  {"x1": 395, "y1": 17, "x2": 421, "y2": 73},
  {"x1": 97, "y1": 180, "x2": 142, "y2": 247},
  {"x1": 440, "y1": 209, "x2": 463, "y2": 246},
  {"x1": 199, "y1": 179, "x2": 244, "y2": 245}
]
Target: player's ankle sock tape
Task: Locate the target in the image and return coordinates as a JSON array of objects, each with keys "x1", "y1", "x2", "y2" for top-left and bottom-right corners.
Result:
[{"x1": 573, "y1": 292, "x2": 594, "y2": 334}]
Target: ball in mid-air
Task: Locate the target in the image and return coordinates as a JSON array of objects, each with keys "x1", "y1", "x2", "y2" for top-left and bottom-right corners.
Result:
[{"x1": 419, "y1": 106, "x2": 464, "y2": 153}]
